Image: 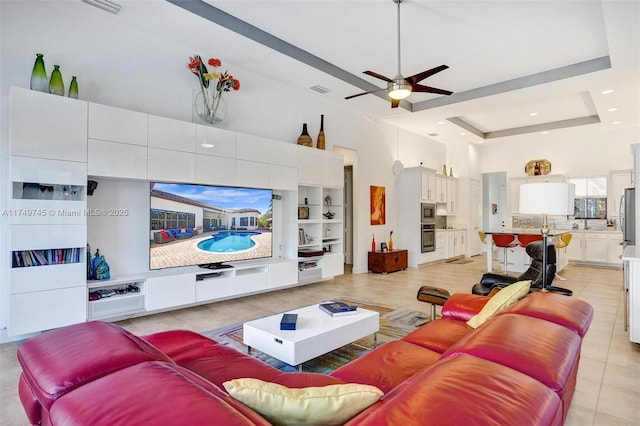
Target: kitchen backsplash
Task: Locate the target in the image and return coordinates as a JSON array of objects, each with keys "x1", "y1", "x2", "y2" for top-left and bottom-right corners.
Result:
[{"x1": 512, "y1": 216, "x2": 614, "y2": 231}]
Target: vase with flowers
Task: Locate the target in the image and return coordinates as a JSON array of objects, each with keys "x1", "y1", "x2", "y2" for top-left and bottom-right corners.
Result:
[{"x1": 187, "y1": 54, "x2": 240, "y2": 125}]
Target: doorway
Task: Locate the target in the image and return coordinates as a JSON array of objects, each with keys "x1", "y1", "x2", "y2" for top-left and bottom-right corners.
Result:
[{"x1": 482, "y1": 172, "x2": 507, "y2": 231}]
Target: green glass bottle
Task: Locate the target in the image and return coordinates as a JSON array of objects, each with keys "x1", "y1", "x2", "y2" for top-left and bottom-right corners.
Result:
[
  {"x1": 68, "y1": 76, "x2": 78, "y2": 99},
  {"x1": 49, "y1": 65, "x2": 64, "y2": 96},
  {"x1": 30, "y1": 53, "x2": 48, "y2": 92}
]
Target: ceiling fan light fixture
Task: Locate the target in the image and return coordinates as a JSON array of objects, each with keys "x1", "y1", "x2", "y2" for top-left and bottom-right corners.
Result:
[{"x1": 388, "y1": 81, "x2": 412, "y2": 100}]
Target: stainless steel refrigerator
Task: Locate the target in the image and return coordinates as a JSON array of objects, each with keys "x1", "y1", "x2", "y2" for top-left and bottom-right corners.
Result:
[{"x1": 621, "y1": 188, "x2": 635, "y2": 247}]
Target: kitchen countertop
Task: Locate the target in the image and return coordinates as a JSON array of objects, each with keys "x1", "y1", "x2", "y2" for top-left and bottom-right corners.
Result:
[{"x1": 623, "y1": 245, "x2": 640, "y2": 261}]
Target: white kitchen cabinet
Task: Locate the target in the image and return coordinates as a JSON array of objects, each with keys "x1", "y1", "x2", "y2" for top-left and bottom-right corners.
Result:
[
  {"x1": 88, "y1": 102, "x2": 148, "y2": 146},
  {"x1": 436, "y1": 175, "x2": 447, "y2": 203},
  {"x1": 146, "y1": 274, "x2": 196, "y2": 311},
  {"x1": 196, "y1": 125, "x2": 236, "y2": 157},
  {"x1": 195, "y1": 154, "x2": 236, "y2": 186},
  {"x1": 566, "y1": 231, "x2": 623, "y2": 266},
  {"x1": 10, "y1": 87, "x2": 88, "y2": 162},
  {"x1": 446, "y1": 178, "x2": 457, "y2": 215},
  {"x1": 446, "y1": 229, "x2": 466, "y2": 259},
  {"x1": 147, "y1": 147, "x2": 196, "y2": 183},
  {"x1": 88, "y1": 139, "x2": 148, "y2": 179},
  {"x1": 608, "y1": 170, "x2": 633, "y2": 219},
  {"x1": 421, "y1": 170, "x2": 437, "y2": 203},
  {"x1": 435, "y1": 230, "x2": 447, "y2": 261},
  {"x1": 148, "y1": 114, "x2": 196, "y2": 153},
  {"x1": 608, "y1": 234, "x2": 624, "y2": 265}
]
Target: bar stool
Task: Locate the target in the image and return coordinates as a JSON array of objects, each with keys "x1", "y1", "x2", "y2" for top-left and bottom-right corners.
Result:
[
  {"x1": 517, "y1": 234, "x2": 543, "y2": 248},
  {"x1": 492, "y1": 234, "x2": 518, "y2": 273},
  {"x1": 554, "y1": 233, "x2": 572, "y2": 281}
]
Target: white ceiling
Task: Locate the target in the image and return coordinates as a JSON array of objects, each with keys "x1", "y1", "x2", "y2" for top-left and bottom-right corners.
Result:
[{"x1": 111, "y1": 0, "x2": 639, "y2": 146}]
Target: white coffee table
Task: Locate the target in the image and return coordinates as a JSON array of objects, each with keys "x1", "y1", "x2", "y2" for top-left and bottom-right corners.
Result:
[{"x1": 243, "y1": 302, "x2": 379, "y2": 370}]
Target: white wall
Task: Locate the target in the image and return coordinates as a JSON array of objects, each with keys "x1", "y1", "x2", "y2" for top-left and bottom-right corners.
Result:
[{"x1": 0, "y1": 0, "x2": 450, "y2": 330}]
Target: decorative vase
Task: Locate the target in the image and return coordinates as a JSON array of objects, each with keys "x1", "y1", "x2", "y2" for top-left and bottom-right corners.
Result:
[
  {"x1": 49, "y1": 65, "x2": 64, "y2": 96},
  {"x1": 389, "y1": 233, "x2": 394, "y2": 251},
  {"x1": 371, "y1": 234, "x2": 376, "y2": 252},
  {"x1": 68, "y1": 76, "x2": 78, "y2": 99},
  {"x1": 30, "y1": 53, "x2": 48, "y2": 93},
  {"x1": 442, "y1": 164, "x2": 447, "y2": 175},
  {"x1": 297, "y1": 123, "x2": 312, "y2": 147},
  {"x1": 317, "y1": 114, "x2": 326, "y2": 150},
  {"x1": 194, "y1": 91, "x2": 225, "y2": 125},
  {"x1": 449, "y1": 167, "x2": 453, "y2": 177}
]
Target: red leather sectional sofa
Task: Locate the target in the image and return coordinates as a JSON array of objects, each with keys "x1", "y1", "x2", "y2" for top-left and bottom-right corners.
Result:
[{"x1": 16, "y1": 292, "x2": 592, "y2": 425}]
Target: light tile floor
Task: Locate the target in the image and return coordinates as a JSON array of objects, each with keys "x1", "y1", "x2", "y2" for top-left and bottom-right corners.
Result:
[{"x1": 1, "y1": 255, "x2": 638, "y2": 425}]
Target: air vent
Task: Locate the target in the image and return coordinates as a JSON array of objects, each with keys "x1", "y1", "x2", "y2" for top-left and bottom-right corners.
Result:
[
  {"x1": 428, "y1": 133, "x2": 439, "y2": 137},
  {"x1": 310, "y1": 85, "x2": 330, "y2": 94},
  {"x1": 82, "y1": 0, "x2": 124, "y2": 15}
]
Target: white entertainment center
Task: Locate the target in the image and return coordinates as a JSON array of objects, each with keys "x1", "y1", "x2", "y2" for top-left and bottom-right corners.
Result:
[{"x1": 7, "y1": 86, "x2": 344, "y2": 337}]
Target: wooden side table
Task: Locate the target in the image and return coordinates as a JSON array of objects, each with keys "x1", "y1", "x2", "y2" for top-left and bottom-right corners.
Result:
[{"x1": 368, "y1": 250, "x2": 408, "y2": 273}]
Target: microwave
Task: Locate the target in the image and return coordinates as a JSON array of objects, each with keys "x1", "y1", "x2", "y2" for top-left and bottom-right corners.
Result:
[{"x1": 421, "y1": 203, "x2": 435, "y2": 223}]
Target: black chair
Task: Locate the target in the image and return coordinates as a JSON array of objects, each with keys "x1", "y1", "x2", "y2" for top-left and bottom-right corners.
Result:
[{"x1": 471, "y1": 241, "x2": 571, "y2": 296}]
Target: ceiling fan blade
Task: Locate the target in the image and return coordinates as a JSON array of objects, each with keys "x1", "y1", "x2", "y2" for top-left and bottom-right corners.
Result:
[
  {"x1": 406, "y1": 65, "x2": 449, "y2": 85},
  {"x1": 363, "y1": 71, "x2": 393, "y2": 83},
  {"x1": 412, "y1": 84, "x2": 453, "y2": 96},
  {"x1": 391, "y1": 98, "x2": 400, "y2": 108},
  {"x1": 344, "y1": 88, "x2": 383, "y2": 100}
]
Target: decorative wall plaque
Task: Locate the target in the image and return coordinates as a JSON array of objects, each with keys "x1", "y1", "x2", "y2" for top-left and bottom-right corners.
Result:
[{"x1": 525, "y1": 159, "x2": 551, "y2": 176}]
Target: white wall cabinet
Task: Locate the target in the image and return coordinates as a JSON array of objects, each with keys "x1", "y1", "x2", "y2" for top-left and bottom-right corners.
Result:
[
  {"x1": 147, "y1": 147, "x2": 196, "y2": 183},
  {"x1": 421, "y1": 170, "x2": 437, "y2": 203},
  {"x1": 88, "y1": 102, "x2": 148, "y2": 146},
  {"x1": 9, "y1": 87, "x2": 87, "y2": 162},
  {"x1": 148, "y1": 115, "x2": 196, "y2": 152},
  {"x1": 195, "y1": 155, "x2": 236, "y2": 186},
  {"x1": 88, "y1": 139, "x2": 148, "y2": 179},
  {"x1": 5, "y1": 86, "x2": 345, "y2": 337}
]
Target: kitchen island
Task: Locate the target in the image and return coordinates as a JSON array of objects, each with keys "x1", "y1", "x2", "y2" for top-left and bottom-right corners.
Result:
[{"x1": 483, "y1": 229, "x2": 567, "y2": 274}]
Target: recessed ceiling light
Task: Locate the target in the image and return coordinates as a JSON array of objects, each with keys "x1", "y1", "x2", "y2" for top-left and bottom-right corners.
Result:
[
  {"x1": 437, "y1": 121, "x2": 444, "y2": 125},
  {"x1": 201, "y1": 141, "x2": 214, "y2": 148},
  {"x1": 477, "y1": 140, "x2": 484, "y2": 144},
  {"x1": 612, "y1": 121, "x2": 622, "y2": 125},
  {"x1": 607, "y1": 107, "x2": 618, "y2": 112},
  {"x1": 310, "y1": 85, "x2": 330, "y2": 94},
  {"x1": 541, "y1": 131, "x2": 549, "y2": 135},
  {"x1": 529, "y1": 112, "x2": 538, "y2": 117},
  {"x1": 460, "y1": 132, "x2": 466, "y2": 136},
  {"x1": 601, "y1": 89, "x2": 614, "y2": 94}
]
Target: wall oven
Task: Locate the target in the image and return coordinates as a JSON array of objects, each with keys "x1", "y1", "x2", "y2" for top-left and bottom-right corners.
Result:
[
  {"x1": 421, "y1": 203, "x2": 436, "y2": 222},
  {"x1": 421, "y1": 223, "x2": 435, "y2": 253}
]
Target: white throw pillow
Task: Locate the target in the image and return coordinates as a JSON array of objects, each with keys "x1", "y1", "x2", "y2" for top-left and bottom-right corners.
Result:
[
  {"x1": 223, "y1": 378, "x2": 383, "y2": 426},
  {"x1": 466, "y1": 280, "x2": 531, "y2": 329}
]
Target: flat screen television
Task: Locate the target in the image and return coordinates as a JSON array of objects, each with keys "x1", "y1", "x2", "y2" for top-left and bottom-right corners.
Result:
[{"x1": 149, "y1": 182, "x2": 273, "y2": 270}]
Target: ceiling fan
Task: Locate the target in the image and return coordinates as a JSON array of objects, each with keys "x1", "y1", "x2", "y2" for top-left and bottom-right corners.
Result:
[{"x1": 345, "y1": 0, "x2": 453, "y2": 108}]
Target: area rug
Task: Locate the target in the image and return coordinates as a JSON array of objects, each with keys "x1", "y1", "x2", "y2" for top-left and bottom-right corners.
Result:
[{"x1": 202, "y1": 297, "x2": 428, "y2": 373}]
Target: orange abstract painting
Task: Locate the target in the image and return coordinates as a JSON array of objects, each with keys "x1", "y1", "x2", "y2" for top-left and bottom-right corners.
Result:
[{"x1": 370, "y1": 185, "x2": 385, "y2": 225}]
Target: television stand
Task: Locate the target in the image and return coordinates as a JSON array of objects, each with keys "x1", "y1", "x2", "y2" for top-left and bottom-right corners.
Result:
[{"x1": 199, "y1": 263, "x2": 233, "y2": 270}]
